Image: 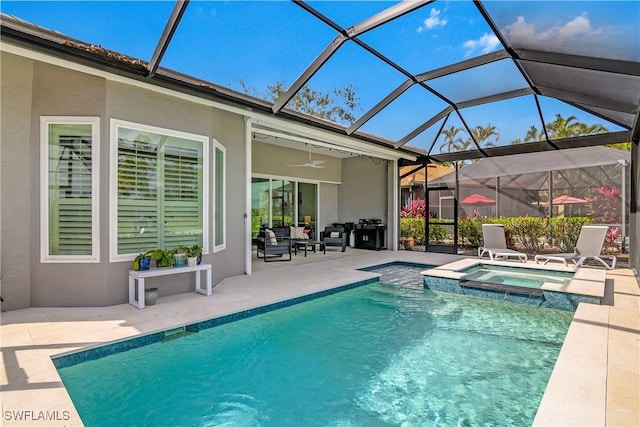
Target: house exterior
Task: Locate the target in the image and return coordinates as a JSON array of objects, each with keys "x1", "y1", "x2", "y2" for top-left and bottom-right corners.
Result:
[
  {"x1": 0, "y1": 24, "x2": 417, "y2": 311},
  {"x1": 1, "y1": 12, "x2": 639, "y2": 312}
]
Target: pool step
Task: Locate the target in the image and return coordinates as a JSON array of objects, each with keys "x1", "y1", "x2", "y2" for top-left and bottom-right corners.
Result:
[{"x1": 460, "y1": 280, "x2": 544, "y2": 297}]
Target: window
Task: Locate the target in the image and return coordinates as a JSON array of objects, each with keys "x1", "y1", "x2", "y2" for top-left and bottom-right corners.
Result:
[
  {"x1": 110, "y1": 120, "x2": 208, "y2": 261},
  {"x1": 40, "y1": 117, "x2": 100, "y2": 262},
  {"x1": 213, "y1": 142, "x2": 226, "y2": 252}
]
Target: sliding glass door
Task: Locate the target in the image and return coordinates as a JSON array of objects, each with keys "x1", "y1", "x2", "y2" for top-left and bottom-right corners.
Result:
[
  {"x1": 251, "y1": 177, "x2": 318, "y2": 238},
  {"x1": 298, "y1": 182, "x2": 317, "y2": 231},
  {"x1": 271, "y1": 179, "x2": 294, "y2": 227},
  {"x1": 251, "y1": 178, "x2": 270, "y2": 239}
]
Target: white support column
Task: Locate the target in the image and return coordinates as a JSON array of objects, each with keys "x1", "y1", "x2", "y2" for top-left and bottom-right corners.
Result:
[{"x1": 245, "y1": 117, "x2": 253, "y2": 275}]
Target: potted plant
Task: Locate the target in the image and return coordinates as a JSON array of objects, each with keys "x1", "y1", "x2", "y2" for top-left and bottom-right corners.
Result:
[
  {"x1": 132, "y1": 253, "x2": 151, "y2": 271},
  {"x1": 186, "y1": 244, "x2": 201, "y2": 267},
  {"x1": 173, "y1": 245, "x2": 189, "y2": 267},
  {"x1": 146, "y1": 248, "x2": 174, "y2": 268},
  {"x1": 188, "y1": 244, "x2": 203, "y2": 266},
  {"x1": 403, "y1": 236, "x2": 415, "y2": 250}
]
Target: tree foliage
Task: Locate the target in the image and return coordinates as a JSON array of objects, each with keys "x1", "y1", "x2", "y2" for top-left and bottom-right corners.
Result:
[{"x1": 240, "y1": 80, "x2": 361, "y2": 125}]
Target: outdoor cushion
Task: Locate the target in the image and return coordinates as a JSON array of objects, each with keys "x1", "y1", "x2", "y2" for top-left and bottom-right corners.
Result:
[
  {"x1": 266, "y1": 228, "x2": 278, "y2": 245},
  {"x1": 290, "y1": 226, "x2": 309, "y2": 240}
]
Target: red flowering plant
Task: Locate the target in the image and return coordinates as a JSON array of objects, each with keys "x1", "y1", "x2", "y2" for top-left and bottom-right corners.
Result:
[
  {"x1": 587, "y1": 185, "x2": 621, "y2": 223},
  {"x1": 604, "y1": 226, "x2": 620, "y2": 254},
  {"x1": 400, "y1": 199, "x2": 426, "y2": 246},
  {"x1": 401, "y1": 199, "x2": 426, "y2": 218}
]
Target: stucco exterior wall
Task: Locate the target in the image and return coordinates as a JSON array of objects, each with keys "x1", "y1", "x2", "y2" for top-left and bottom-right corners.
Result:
[
  {"x1": 0, "y1": 53, "x2": 248, "y2": 309},
  {"x1": 1, "y1": 53, "x2": 33, "y2": 311},
  {"x1": 338, "y1": 156, "x2": 390, "y2": 224},
  {"x1": 252, "y1": 142, "x2": 341, "y2": 182},
  {"x1": 318, "y1": 183, "x2": 339, "y2": 229}
]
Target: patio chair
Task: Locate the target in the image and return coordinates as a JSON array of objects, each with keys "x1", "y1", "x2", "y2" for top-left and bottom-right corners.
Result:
[
  {"x1": 478, "y1": 224, "x2": 527, "y2": 262},
  {"x1": 321, "y1": 226, "x2": 347, "y2": 252},
  {"x1": 256, "y1": 226, "x2": 292, "y2": 262},
  {"x1": 534, "y1": 225, "x2": 616, "y2": 269}
]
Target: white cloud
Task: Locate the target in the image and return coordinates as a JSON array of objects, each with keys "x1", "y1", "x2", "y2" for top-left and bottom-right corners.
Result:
[
  {"x1": 463, "y1": 33, "x2": 501, "y2": 56},
  {"x1": 502, "y1": 14, "x2": 603, "y2": 46},
  {"x1": 417, "y1": 8, "x2": 447, "y2": 33}
]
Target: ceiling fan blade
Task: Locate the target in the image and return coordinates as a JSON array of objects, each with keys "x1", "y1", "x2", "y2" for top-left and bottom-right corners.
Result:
[
  {"x1": 287, "y1": 162, "x2": 326, "y2": 168},
  {"x1": 287, "y1": 146, "x2": 326, "y2": 168}
]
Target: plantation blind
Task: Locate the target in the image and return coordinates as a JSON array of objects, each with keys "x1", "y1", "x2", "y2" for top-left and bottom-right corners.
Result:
[
  {"x1": 164, "y1": 144, "x2": 202, "y2": 248},
  {"x1": 48, "y1": 127, "x2": 94, "y2": 255},
  {"x1": 116, "y1": 126, "x2": 203, "y2": 256}
]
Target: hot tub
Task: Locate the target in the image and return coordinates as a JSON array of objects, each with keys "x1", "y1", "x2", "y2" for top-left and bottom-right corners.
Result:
[{"x1": 422, "y1": 259, "x2": 605, "y2": 311}]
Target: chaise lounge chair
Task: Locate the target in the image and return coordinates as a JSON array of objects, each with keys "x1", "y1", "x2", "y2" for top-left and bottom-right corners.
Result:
[
  {"x1": 478, "y1": 224, "x2": 528, "y2": 262},
  {"x1": 534, "y1": 225, "x2": 616, "y2": 269}
]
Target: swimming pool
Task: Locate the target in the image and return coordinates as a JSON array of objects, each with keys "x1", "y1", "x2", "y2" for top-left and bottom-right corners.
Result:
[{"x1": 56, "y1": 265, "x2": 572, "y2": 426}]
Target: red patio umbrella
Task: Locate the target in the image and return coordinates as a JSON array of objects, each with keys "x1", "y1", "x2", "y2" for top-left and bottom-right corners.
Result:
[
  {"x1": 460, "y1": 193, "x2": 496, "y2": 205},
  {"x1": 553, "y1": 195, "x2": 588, "y2": 205},
  {"x1": 541, "y1": 195, "x2": 588, "y2": 205}
]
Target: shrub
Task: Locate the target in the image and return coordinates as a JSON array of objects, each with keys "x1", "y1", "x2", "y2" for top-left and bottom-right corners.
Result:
[
  {"x1": 399, "y1": 217, "x2": 448, "y2": 245},
  {"x1": 429, "y1": 223, "x2": 448, "y2": 244},
  {"x1": 548, "y1": 216, "x2": 592, "y2": 252},
  {"x1": 458, "y1": 217, "x2": 484, "y2": 247},
  {"x1": 400, "y1": 217, "x2": 425, "y2": 245},
  {"x1": 501, "y1": 216, "x2": 545, "y2": 251},
  {"x1": 401, "y1": 199, "x2": 426, "y2": 218}
]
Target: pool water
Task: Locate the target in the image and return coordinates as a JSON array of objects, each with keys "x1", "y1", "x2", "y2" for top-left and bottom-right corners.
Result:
[
  {"x1": 462, "y1": 265, "x2": 573, "y2": 289},
  {"x1": 57, "y1": 267, "x2": 572, "y2": 426}
]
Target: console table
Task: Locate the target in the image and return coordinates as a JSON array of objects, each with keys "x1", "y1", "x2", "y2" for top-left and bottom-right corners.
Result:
[{"x1": 128, "y1": 263, "x2": 212, "y2": 309}]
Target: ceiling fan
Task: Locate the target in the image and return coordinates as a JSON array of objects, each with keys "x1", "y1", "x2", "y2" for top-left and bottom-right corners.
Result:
[{"x1": 288, "y1": 145, "x2": 326, "y2": 168}]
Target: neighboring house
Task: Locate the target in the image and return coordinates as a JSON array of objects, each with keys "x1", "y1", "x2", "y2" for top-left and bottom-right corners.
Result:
[
  {"x1": 0, "y1": 19, "x2": 417, "y2": 311},
  {"x1": 400, "y1": 164, "x2": 454, "y2": 208}
]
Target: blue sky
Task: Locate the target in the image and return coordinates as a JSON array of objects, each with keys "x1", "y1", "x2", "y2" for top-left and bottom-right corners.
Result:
[{"x1": 2, "y1": 1, "x2": 637, "y2": 150}]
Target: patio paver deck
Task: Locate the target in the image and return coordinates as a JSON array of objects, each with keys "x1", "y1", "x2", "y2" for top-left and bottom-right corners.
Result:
[{"x1": 1, "y1": 250, "x2": 638, "y2": 426}]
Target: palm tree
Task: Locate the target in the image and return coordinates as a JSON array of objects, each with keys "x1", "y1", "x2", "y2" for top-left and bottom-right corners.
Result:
[
  {"x1": 580, "y1": 123, "x2": 608, "y2": 135},
  {"x1": 546, "y1": 114, "x2": 589, "y2": 139},
  {"x1": 524, "y1": 125, "x2": 544, "y2": 142},
  {"x1": 439, "y1": 126, "x2": 464, "y2": 153},
  {"x1": 513, "y1": 115, "x2": 609, "y2": 145},
  {"x1": 470, "y1": 124, "x2": 499, "y2": 148}
]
